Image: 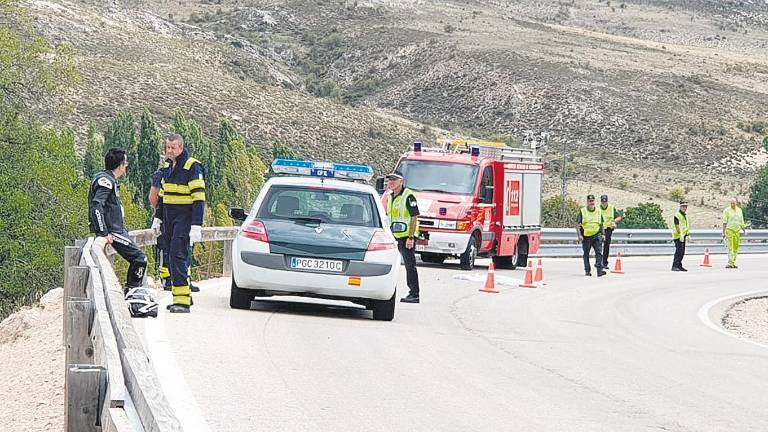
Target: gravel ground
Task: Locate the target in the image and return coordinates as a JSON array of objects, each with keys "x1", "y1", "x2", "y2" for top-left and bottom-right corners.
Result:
[
  {"x1": 723, "y1": 296, "x2": 768, "y2": 347},
  {"x1": 0, "y1": 288, "x2": 64, "y2": 432}
]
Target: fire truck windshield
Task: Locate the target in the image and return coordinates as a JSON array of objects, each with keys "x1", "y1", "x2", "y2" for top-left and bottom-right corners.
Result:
[{"x1": 398, "y1": 160, "x2": 479, "y2": 195}]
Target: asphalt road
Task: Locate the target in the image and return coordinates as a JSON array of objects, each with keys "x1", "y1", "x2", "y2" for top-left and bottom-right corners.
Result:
[{"x1": 140, "y1": 255, "x2": 768, "y2": 432}]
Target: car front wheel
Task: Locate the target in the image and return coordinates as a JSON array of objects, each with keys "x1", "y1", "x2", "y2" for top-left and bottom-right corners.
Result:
[
  {"x1": 372, "y1": 292, "x2": 396, "y2": 321},
  {"x1": 230, "y1": 278, "x2": 253, "y2": 310}
]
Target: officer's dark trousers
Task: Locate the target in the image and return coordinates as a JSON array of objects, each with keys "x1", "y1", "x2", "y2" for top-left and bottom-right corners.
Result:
[
  {"x1": 167, "y1": 212, "x2": 192, "y2": 306},
  {"x1": 397, "y1": 238, "x2": 420, "y2": 297},
  {"x1": 110, "y1": 231, "x2": 147, "y2": 290},
  {"x1": 582, "y1": 234, "x2": 604, "y2": 273},
  {"x1": 602, "y1": 228, "x2": 614, "y2": 266},
  {"x1": 156, "y1": 228, "x2": 171, "y2": 286},
  {"x1": 673, "y1": 239, "x2": 686, "y2": 269}
]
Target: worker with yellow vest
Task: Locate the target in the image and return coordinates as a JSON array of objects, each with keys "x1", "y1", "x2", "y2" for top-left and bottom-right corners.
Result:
[
  {"x1": 671, "y1": 201, "x2": 689, "y2": 272},
  {"x1": 577, "y1": 194, "x2": 606, "y2": 277},
  {"x1": 385, "y1": 169, "x2": 421, "y2": 303},
  {"x1": 154, "y1": 134, "x2": 206, "y2": 313},
  {"x1": 599, "y1": 194, "x2": 623, "y2": 268},
  {"x1": 722, "y1": 198, "x2": 747, "y2": 269}
]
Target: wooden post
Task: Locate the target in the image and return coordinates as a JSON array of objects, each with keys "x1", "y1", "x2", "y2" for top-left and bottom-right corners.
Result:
[
  {"x1": 63, "y1": 246, "x2": 85, "y2": 346},
  {"x1": 222, "y1": 240, "x2": 233, "y2": 277},
  {"x1": 66, "y1": 365, "x2": 106, "y2": 432},
  {"x1": 63, "y1": 266, "x2": 90, "y2": 347},
  {"x1": 66, "y1": 300, "x2": 94, "y2": 365}
]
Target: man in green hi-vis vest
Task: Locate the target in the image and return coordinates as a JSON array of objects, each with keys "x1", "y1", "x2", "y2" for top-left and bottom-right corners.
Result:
[
  {"x1": 671, "y1": 201, "x2": 690, "y2": 272},
  {"x1": 722, "y1": 198, "x2": 747, "y2": 269},
  {"x1": 385, "y1": 169, "x2": 421, "y2": 303},
  {"x1": 576, "y1": 194, "x2": 606, "y2": 277}
]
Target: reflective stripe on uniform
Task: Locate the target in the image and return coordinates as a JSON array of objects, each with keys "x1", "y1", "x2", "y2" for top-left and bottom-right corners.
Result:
[
  {"x1": 188, "y1": 178, "x2": 205, "y2": 190},
  {"x1": 162, "y1": 195, "x2": 195, "y2": 205},
  {"x1": 172, "y1": 295, "x2": 192, "y2": 306},
  {"x1": 159, "y1": 266, "x2": 170, "y2": 279},
  {"x1": 163, "y1": 183, "x2": 191, "y2": 194}
]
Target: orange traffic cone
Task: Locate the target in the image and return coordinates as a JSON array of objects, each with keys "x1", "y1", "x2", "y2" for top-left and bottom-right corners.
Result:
[
  {"x1": 534, "y1": 258, "x2": 545, "y2": 283},
  {"x1": 480, "y1": 262, "x2": 499, "y2": 293},
  {"x1": 519, "y1": 260, "x2": 537, "y2": 288},
  {"x1": 611, "y1": 252, "x2": 625, "y2": 274},
  {"x1": 700, "y1": 248, "x2": 712, "y2": 267}
]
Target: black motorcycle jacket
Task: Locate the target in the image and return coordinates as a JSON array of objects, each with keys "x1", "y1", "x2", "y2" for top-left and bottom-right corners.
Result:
[{"x1": 88, "y1": 170, "x2": 126, "y2": 236}]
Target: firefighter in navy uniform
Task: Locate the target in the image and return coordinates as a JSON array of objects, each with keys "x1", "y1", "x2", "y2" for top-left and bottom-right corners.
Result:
[
  {"x1": 154, "y1": 134, "x2": 206, "y2": 313},
  {"x1": 149, "y1": 158, "x2": 200, "y2": 293},
  {"x1": 89, "y1": 148, "x2": 157, "y2": 317}
]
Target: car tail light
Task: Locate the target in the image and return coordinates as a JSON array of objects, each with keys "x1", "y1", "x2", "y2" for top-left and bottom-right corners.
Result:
[
  {"x1": 241, "y1": 219, "x2": 269, "y2": 242},
  {"x1": 368, "y1": 229, "x2": 395, "y2": 251}
]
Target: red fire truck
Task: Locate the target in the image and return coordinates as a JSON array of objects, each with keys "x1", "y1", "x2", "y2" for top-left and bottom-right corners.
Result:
[{"x1": 379, "y1": 141, "x2": 543, "y2": 271}]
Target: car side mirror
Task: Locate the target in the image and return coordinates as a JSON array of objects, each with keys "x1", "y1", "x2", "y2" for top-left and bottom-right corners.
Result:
[
  {"x1": 228, "y1": 208, "x2": 248, "y2": 221},
  {"x1": 480, "y1": 185, "x2": 494, "y2": 203},
  {"x1": 375, "y1": 177, "x2": 385, "y2": 195},
  {"x1": 391, "y1": 221, "x2": 408, "y2": 233}
]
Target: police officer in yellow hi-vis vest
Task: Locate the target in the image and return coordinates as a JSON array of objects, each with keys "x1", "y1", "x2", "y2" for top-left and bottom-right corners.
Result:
[
  {"x1": 599, "y1": 194, "x2": 623, "y2": 268},
  {"x1": 577, "y1": 194, "x2": 606, "y2": 277},
  {"x1": 385, "y1": 169, "x2": 420, "y2": 303},
  {"x1": 671, "y1": 201, "x2": 689, "y2": 272},
  {"x1": 154, "y1": 134, "x2": 206, "y2": 313},
  {"x1": 722, "y1": 198, "x2": 747, "y2": 269}
]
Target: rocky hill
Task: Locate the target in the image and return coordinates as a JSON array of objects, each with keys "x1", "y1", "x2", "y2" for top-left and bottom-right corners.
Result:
[{"x1": 25, "y1": 0, "x2": 768, "y2": 224}]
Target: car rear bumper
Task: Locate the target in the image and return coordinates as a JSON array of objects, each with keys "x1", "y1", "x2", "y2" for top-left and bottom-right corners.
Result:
[
  {"x1": 233, "y1": 252, "x2": 398, "y2": 301},
  {"x1": 415, "y1": 231, "x2": 471, "y2": 255}
]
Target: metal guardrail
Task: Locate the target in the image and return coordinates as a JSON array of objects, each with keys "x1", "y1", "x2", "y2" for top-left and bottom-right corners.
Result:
[
  {"x1": 63, "y1": 228, "x2": 237, "y2": 432},
  {"x1": 62, "y1": 226, "x2": 766, "y2": 430},
  {"x1": 536, "y1": 228, "x2": 768, "y2": 257}
]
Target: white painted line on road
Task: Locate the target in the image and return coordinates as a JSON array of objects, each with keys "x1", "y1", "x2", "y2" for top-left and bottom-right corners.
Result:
[
  {"x1": 697, "y1": 289, "x2": 768, "y2": 351},
  {"x1": 144, "y1": 294, "x2": 212, "y2": 432}
]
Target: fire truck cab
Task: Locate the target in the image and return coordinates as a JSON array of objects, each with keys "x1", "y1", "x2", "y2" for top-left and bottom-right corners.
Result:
[{"x1": 381, "y1": 141, "x2": 543, "y2": 271}]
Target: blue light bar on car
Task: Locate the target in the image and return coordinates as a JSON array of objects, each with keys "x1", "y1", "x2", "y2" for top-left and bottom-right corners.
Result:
[{"x1": 271, "y1": 159, "x2": 374, "y2": 181}]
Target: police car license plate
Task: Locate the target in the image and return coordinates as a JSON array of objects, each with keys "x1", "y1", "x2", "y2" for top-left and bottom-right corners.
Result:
[{"x1": 290, "y1": 257, "x2": 344, "y2": 272}]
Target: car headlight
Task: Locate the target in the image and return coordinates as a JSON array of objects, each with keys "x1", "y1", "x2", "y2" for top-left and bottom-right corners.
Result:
[{"x1": 438, "y1": 220, "x2": 457, "y2": 229}]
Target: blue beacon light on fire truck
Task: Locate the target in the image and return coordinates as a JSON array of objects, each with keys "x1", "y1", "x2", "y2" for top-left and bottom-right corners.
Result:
[{"x1": 271, "y1": 159, "x2": 374, "y2": 181}]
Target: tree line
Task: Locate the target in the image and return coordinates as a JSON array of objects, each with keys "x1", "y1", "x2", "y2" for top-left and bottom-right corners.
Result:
[{"x1": 0, "y1": 0, "x2": 299, "y2": 319}]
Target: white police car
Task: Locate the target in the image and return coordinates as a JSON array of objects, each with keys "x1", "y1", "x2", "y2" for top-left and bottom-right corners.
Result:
[{"x1": 228, "y1": 159, "x2": 401, "y2": 321}]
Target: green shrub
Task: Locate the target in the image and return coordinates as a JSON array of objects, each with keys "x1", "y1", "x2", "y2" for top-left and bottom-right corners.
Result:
[{"x1": 621, "y1": 202, "x2": 668, "y2": 229}]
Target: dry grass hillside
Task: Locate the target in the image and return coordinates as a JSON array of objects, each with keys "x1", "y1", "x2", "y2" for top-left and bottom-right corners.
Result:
[{"x1": 25, "y1": 0, "x2": 768, "y2": 225}]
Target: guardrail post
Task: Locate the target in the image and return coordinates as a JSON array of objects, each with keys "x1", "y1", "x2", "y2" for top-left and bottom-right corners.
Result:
[
  {"x1": 66, "y1": 365, "x2": 106, "y2": 432},
  {"x1": 222, "y1": 239, "x2": 233, "y2": 277}
]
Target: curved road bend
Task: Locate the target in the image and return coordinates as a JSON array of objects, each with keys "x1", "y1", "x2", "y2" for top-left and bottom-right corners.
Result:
[{"x1": 137, "y1": 255, "x2": 768, "y2": 432}]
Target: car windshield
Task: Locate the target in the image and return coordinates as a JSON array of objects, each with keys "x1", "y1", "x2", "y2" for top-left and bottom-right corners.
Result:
[
  {"x1": 256, "y1": 185, "x2": 380, "y2": 228},
  {"x1": 398, "y1": 160, "x2": 479, "y2": 195}
]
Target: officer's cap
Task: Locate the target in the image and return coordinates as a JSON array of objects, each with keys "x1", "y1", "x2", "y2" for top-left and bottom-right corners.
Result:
[
  {"x1": 600, "y1": 195, "x2": 608, "y2": 202},
  {"x1": 679, "y1": 201, "x2": 688, "y2": 206},
  {"x1": 586, "y1": 194, "x2": 595, "y2": 200},
  {"x1": 386, "y1": 170, "x2": 404, "y2": 180}
]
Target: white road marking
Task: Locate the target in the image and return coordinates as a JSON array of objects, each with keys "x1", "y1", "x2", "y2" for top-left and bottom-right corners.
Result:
[
  {"x1": 697, "y1": 288, "x2": 768, "y2": 350},
  {"x1": 143, "y1": 294, "x2": 212, "y2": 432}
]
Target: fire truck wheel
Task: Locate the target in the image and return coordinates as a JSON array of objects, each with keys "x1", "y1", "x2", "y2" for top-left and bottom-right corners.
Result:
[
  {"x1": 459, "y1": 235, "x2": 478, "y2": 271},
  {"x1": 420, "y1": 253, "x2": 446, "y2": 264},
  {"x1": 492, "y1": 255, "x2": 516, "y2": 270}
]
